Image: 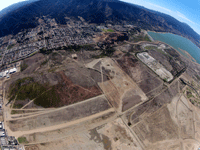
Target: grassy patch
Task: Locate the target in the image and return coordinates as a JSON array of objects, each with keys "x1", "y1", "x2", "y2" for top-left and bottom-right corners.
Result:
[
  {"x1": 48, "y1": 68, "x2": 57, "y2": 73},
  {"x1": 29, "y1": 51, "x2": 38, "y2": 56},
  {"x1": 187, "y1": 93, "x2": 194, "y2": 99},
  {"x1": 13, "y1": 103, "x2": 23, "y2": 109},
  {"x1": 11, "y1": 110, "x2": 18, "y2": 114},
  {"x1": 20, "y1": 62, "x2": 28, "y2": 72},
  {"x1": 9, "y1": 77, "x2": 61, "y2": 108},
  {"x1": 63, "y1": 44, "x2": 96, "y2": 51},
  {"x1": 195, "y1": 75, "x2": 200, "y2": 81},
  {"x1": 102, "y1": 29, "x2": 115, "y2": 32},
  {"x1": 144, "y1": 46, "x2": 157, "y2": 50},
  {"x1": 34, "y1": 86, "x2": 61, "y2": 108},
  {"x1": 144, "y1": 35, "x2": 151, "y2": 42},
  {"x1": 107, "y1": 29, "x2": 114, "y2": 32},
  {"x1": 133, "y1": 34, "x2": 151, "y2": 42},
  {"x1": 18, "y1": 137, "x2": 28, "y2": 144},
  {"x1": 9, "y1": 77, "x2": 46, "y2": 101}
]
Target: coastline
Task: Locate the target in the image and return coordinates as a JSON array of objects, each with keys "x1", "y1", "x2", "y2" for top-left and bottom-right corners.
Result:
[
  {"x1": 147, "y1": 30, "x2": 200, "y2": 65},
  {"x1": 147, "y1": 30, "x2": 187, "y2": 39},
  {"x1": 178, "y1": 48, "x2": 197, "y2": 63}
]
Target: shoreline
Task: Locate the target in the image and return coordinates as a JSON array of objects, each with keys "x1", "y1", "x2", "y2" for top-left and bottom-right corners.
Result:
[
  {"x1": 147, "y1": 30, "x2": 200, "y2": 49},
  {"x1": 147, "y1": 30, "x2": 187, "y2": 39},
  {"x1": 147, "y1": 30, "x2": 200, "y2": 66},
  {"x1": 178, "y1": 48, "x2": 197, "y2": 63}
]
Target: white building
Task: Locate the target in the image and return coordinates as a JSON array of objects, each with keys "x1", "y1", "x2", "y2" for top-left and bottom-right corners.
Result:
[
  {"x1": 9, "y1": 68, "x2": 17, "y2": 74},
  {"x1": 0, "y1": 130, "x2": 5, "y2": 137},
  {"x1": 3, "y1": 72, "x2": 6, "y2": 77}
]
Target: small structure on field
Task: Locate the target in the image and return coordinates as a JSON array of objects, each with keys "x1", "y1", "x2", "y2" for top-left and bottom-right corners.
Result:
[{"x1": 72, "y1": 54, "x2": 78, "y2": 59}]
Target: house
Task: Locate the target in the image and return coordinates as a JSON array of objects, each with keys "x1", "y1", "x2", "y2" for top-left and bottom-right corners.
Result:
[
  {"x1": 3, "y1": 72, "x2": 7, "y2": 77},
  {"x1": 0, "y1": 129, "x2": 5, "y2": 137},
  {"x1": 9, "y1": 68, "x2": 17, "y2": 74},
  {"x1": 5, "y1": 70, "x2": 9, "y2": 74},
  {"x1": 0, "y1": 122, "x2": 4, "y2": 129},
  {"x1": 72, "y1": 54, "x2": 78, "y2": 59}
]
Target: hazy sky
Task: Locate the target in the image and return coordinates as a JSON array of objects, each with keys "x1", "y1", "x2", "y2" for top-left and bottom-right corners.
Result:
[
  {"x1": 1, "y1": 0, "x2": 200, "y2": 34},
  {"x1": 0, "y1": 0, "x2": 27, "y2": 11}
]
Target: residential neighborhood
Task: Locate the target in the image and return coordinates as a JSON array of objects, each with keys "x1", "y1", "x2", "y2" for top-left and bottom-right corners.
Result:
[{"x1": 0, "y1": 17, "x2": 137, "y2": 67}]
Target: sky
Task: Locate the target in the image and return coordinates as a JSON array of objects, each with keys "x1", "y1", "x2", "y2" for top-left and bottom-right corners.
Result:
[
  {"x1": 0, "y1": 0, "x2": 200, "y2": 34},
  {"x1": 0, "y1": 0, "x2": 27, "y2": 11}
]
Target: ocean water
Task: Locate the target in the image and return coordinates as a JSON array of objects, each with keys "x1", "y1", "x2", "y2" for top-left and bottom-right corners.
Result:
[{"x1": 148, "y1": 31, "x2": 200, "y2": 64}]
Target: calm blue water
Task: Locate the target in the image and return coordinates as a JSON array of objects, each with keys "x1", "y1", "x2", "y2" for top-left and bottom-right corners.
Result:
[{"x1": 148, "y1": 31, "x2": 200, "y2": 64}]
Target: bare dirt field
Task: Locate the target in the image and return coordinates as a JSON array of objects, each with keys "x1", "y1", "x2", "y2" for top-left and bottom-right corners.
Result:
[
  {"x1": 94, "y1": 58, "x2": 148, "y2": 112},
  {"x1": 8, "y1": 95, "x2": 111, "y2": 132},
  {"x1": 3, "y1": 42, "x2": 200, "y2": 150},
  {"x1": 24, "y1": 118, "x2": 142, "y2": 150},
  {"x1": 116, "y1": 54, "x2": 164, "y2": 99}
]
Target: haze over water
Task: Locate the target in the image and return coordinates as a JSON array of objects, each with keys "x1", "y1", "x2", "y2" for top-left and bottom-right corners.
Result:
[{"x1": 148, "y1": 31, "x2": 200, "y2": 64}]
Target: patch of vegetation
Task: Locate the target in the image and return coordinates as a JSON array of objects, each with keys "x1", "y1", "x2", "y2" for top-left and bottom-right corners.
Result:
[
  {"x1": 40, "y1": 44, "x2": 96, "y2": 54},
  {"x1": 81, "y1": 44, "x2": 96, "y2": 51},
  {"x1": 62, "y1": 44, "x2": 96, "y2": 51},
  {"x1": 29, "y1": 51, "x2": 38, "y2": 56},
  {"x1": 13, "y1": 103, "x2": 23, "y2": 109},
  {"x1": 144, "y1": 46, "x2": 157, "y2": 50},
  {"x1": 102, "y1": 29, "x2": 115, "y2": 32},
  {"x1": 18, "y1": 137, "x2": 29, "y2": 144},
  {"x1": 11, "y1": 110, "x2": 18, "y2": 114},
  {"x1": 132, "y1": 34, "x2": 151, "y2": 42},
  {"x1": 163, "y1": 78, "x2": 168, "y2": 82},
  {"x1": 9, "y1": 77, "x2": 47, "y2": 101},
  {"x1": 34, "y1": 86, "x2": 61, "y2": 108},
  {"x1": 187, "y1": 93, "x2": 194, "y2": 99},
  {"x1": 93, "y1": 47, "x2": 115, "y2": 58},
  {"x1": 20, "y1": 62, "x2": 28, "y2": 71},
  {"x1": 40, "y1": 47, "x2": 53, "y2": 55},
  {"x1": 48, "y1": 68, "x2": 57, "y2": 73},
  {"x1": 195, "y1": 75, "x2": 200, "y2": 81},
  {"x1": 144, "y1": 35, "x2": 151, "y2": 42}
]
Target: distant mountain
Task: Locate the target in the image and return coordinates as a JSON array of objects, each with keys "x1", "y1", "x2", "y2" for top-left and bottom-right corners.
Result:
[
  {"x1": 0, "y1": 0, "x2": 199, "y2": 48},
  {"x1": 0, "y1": 0, "x2": 38, "y2": 18}
]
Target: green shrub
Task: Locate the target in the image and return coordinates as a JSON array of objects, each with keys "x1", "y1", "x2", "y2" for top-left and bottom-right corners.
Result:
[
  {"x1": 144, "y1": 35, "x2": 151, "y2": 42},
  {"x1": 18, "y1": 137, "x2": 28, "y2": 144}
]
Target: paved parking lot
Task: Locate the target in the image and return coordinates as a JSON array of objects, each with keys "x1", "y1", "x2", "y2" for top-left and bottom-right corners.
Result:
[{"x1": 0, "y1": 137, "x2": 7, "y2": 145}]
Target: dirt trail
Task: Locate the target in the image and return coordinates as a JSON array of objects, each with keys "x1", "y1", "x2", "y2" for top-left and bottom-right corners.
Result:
[
  {"x1": 8, "y1": 108, "x2": 115, "y2": 138},
  {"x1": 7, "y1": 94, "x2": 106, "y2": 121}
]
